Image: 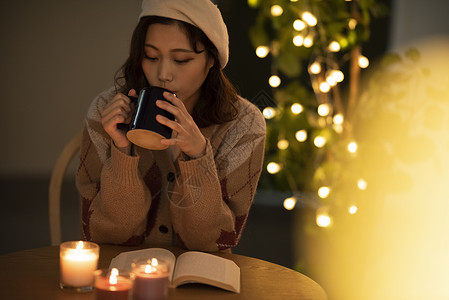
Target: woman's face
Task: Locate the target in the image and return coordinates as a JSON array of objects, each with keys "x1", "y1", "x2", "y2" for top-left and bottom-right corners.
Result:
[{"x1": 141, "y1": 23, "x2": 214, "y2": 112}]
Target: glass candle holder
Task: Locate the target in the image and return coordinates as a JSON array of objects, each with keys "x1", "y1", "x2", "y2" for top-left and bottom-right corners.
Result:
[
  {"x1": 94, "y1": 268, "x2": 134, "y2": 300},
  {"x1": 59, "y1": 241, "x2": 99, "y2": 292},
  {"x1": 131, "y1": 258, "x2": 170, "y2": 300}
]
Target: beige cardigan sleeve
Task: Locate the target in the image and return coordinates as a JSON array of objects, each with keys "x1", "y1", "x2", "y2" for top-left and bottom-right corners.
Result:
[
  {"x1": 76, "y1": 126, "x2": 153, "y2": 244},
  {"x1": 169, "y1": 101, "x2": 266, "y2": 251}
]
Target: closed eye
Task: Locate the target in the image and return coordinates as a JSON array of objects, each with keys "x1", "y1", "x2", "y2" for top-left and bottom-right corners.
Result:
[
  {"x1": 144, "y1": 55, "x2": 158, "y2": 61},
  {"x1": 175, "y1": 59, "x2": 193, "y2": 64}
]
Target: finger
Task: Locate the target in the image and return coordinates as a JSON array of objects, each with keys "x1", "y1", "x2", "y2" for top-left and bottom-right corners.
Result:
[
  {"x1": 163, "y1": 92, "x2": 188, "y2": 112},
  {"x1": 155, "y1": 100, "x2": 186, "y2": 121},
  {"x1": 156, "y1": 114, "x2": 184, "y2": 132},
  {"x1": 102, "y1": 95, "x2": 132, "y2": 116},
  {"x1": 128, "y1": 89, "x2": 138, "y2": 98}
]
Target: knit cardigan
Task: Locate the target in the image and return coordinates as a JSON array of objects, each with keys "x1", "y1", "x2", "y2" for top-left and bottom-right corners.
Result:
[{"x1": 76, "y1": 87, "x2": 266, "y2": 252}]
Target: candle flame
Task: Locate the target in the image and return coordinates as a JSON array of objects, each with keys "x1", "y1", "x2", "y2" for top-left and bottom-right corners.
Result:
[
  {"x1": 109, "y1": 268, "x2": 118, "y2": 285},
  {"x1": 75, "y1": 241, "x2": 84, "y2": 250},
  {"x1": 151, "y1": 258, "x2": 158, "y2": 266}
]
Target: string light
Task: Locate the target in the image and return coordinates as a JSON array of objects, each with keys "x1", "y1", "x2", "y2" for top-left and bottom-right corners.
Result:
[
  {"x1": 348, "y1": 141, "x2": 358, "y2": 153},
  {"x1": 348, "y1": 18, "x2": 357, "y2": 30},
  {"x1": 267, "y1": 162, "x2": 281, "y2": 174},
  {"x1": 283, "y1": 197, "x2": 297, "y2": 210},
  {"x1": 304, "y1": 35, "x2": 314, "y2": 48},
  {"x1": 349, "y1": 205, "x2": 358, "y2": 214},
  {"x1": 269, "y1": 75, "x2": 281, "y2": 87},
  {"x1": 357, "y1": 179, "x2": 368, "y2": 190},
  {"x1": 330, "y1": 70, "x2": 344, "y2": 83},
  {"x1": 255, "y1": 46, "x2": 269, "y2": 58},
  {"x1": 271, "y1": 5, "x2": 283, "y2": 17},
  {"x1": 302, "y1": 12, "x2": 317, "y2": 26},
  {"x1": 309, "y1": 62, "x2": 321, "y2": 74},
  {"x1": 293, "y1": 19, "x2": 306, "y2": 31},
  {"x1": 319, "y1": 82, "x2": 331, "y2": 93},
  {"x1": 277, "y1": 139, "x2": 289, "y2": 150},
  {"x1": 262, "y1": 107, "x2": 276, "y2": 119},
  {"x1": 317, "y1": 104, "x2": 330, "y2": 117},
  {"x1": 314, "y1": 136, "x2": 327, "y2": 148},
  {"x1": 318, "y1": 186, "x2": 330, "y2": 198},
  {"x1": 329, "y1": 41, "x2": 341, "y2": 52},
  {"x1": 326, "y1": 74, "x2": 337, "y2": 87},
  {"x1": 291, "y1": 103, "x2": 303, "y2": 114},
  {"x1": 295, "y1": 130, "x2": 307, "y2": 142},
  {"x1": 358, "y1": 55, "x2": 369, "y2": 68},
  {"x1": 293, "y1": 34, "x2": 304, "y2": 47},
  {"x1": 333, "y1": 113, "x2": 344, "y2": 125},
  {"x1": 316, "y1": 212, "x2": 331, "y2": 227}
]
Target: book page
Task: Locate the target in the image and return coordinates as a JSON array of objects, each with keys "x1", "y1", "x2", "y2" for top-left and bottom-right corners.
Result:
[
  {"x1": 172, "y1": 251, "x2": 240, "y2": 293},
  {"x1": 109, "y1": 248, "x2": 176, "y2": 281}
]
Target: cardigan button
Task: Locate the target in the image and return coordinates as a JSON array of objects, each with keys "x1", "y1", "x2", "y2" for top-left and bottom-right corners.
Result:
[
  {"x1": 159, "y1": 225, "x2": 169, "y2": 234},
  {"x1": 167, "y1": 172, "x2": 175, "y2": 182}
]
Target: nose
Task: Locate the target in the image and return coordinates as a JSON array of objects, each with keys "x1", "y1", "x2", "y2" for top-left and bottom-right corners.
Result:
[{"x1": 157, "y1": 60, "x2": 173, "y2": 86}]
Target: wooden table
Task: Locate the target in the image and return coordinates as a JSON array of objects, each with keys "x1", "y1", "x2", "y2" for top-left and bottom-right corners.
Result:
[{"x1": 0, "y1": 245, "x2": 327, "y2": 299}]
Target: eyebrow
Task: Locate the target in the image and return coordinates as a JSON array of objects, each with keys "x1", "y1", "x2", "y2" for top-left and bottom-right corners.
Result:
[{"x1": 144, "y1": 44, "x2": 196, "y2": 53}]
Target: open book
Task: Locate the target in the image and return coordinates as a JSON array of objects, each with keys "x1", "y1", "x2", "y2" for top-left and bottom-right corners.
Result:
[{"x1": 109, "y1": 248, "x2": 240, "y2": 293}]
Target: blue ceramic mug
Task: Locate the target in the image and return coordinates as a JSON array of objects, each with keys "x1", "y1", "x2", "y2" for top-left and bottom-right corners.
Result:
[{"x1": 124, "y1": 86, "x2": 175, "y2": 150}]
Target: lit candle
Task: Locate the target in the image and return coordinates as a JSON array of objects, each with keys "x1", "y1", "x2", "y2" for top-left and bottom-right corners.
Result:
[
  {"x1": 94, "y1": 268, "x2": 133, "y2": 300},
  {"x1": 59, "y1": 241, "x2": 99, "y2": 291},
  {"x1": 132, "y1": 258, "x2": 169, "y2": 300}
]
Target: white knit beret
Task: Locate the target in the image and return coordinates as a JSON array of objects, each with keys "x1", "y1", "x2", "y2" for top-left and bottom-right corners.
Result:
[{"x1": 139, "y1": 0, "x2": 229, "y2": 69}]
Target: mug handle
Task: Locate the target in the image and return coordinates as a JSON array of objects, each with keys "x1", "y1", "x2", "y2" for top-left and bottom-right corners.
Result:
[{"x1": 116, "y1": 95, "x2": 138, "y2": 131}]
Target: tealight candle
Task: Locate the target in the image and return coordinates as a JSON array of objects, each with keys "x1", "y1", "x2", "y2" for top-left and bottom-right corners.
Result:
[
  {"x1": 94, "y1": 268, "x2": 133, "y2": 300},
  {"x1": 59, "y1": 241, "x2": 99, "y2": 291},
  {"x1": 132, "y1": 258, "x2": 169, "y2": 300}
]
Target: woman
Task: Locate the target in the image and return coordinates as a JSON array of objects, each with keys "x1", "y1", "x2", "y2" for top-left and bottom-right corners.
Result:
[{"x1": 76, "y1": 0, "x2": 266, "y2": 252}]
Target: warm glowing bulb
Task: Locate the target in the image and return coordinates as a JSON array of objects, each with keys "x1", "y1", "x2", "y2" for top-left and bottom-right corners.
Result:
[
  {"x1": 314, "y1": 136, "x2": 327, "y2": 148},
  {"x1": 304, "y1": 36, "x2": 313, "y2": 48},
  {"x1": 293, "y1": 34, "x2": 304, "y2": 46},
  {"x1": 267, "y1": 162, "x2": 281, "y2": 174},
  {"x1": 318, "y1": 186, "x2": 330, "y2": 198},
  {"x1": 283, "y1": 197, "x2": 297, "y2": 210},
  {"x1": 309, "y1": 62, "x2": 321, "y2": 74},
  {"x1": 277, "y1": 139, "x2": 289, "y2": 150},
  {"x1": 348, "y1": 141, "x2": 358, "y2": 153},
  {"x1": 269, "y1": 75, "x2": 281, "y2": 87},
  {"x1": 326, "y1": 75, "x2": 337, "y2": 87},
  {"x1": 291, "y1": 103, "x2": 303, "y2": 114},
  {"x1": 317, "y1": 104, "x2": 330, "y2": 117},
  {"x1": 357, "y1": 179, "x2": 368, "y2": 190},
  {"x1": 295, "y1": 130, "x2": 307, "y2": 142},
  {"x1": 333, "y1": 113, "x2": 344, "y2": 125},
  {"x1": 348, "y1": 18, "x2": 357, "y2": 29},
  {"x1": 271, "y1": 5, "x2": 283, "y2": 16},
  {"x1": 329, "y1": 41, "x2": 341, "y2": 52},
  {"x1": 331, "y1": 70, "x2": 344, "y2": 82},
  {"x1": 349, "y1": 205, "x2": 358, "y2": 214},
  {"x1": 302, "y1": 11, "x2": 317, "y2": 26},
  {"x1": 293, "y1": 19, "x2": 306, "y2": 31},
  {"x1": 358, "y1": 55, "x2": 369, "y2": 68},
  {"x1": 316, "y1": 214, "x2": 331, "y2": 227},
  {"x1": 319, "y1": 82, "x2": 331, "y2": 93},
  {"x1": 256, "y1": 46, "x2": 269, "y2": 58},
  {"x1": 262, "y1": 107, "x2": 276, "y2": 119}
]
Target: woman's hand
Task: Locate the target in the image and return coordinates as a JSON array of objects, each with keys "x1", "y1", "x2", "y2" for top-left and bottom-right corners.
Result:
[
  {"x1": 101, "y1": 89, "x2": 138, "y2": 149},
  {"x1": 156, "y1": 92, "x2": 206, "y2": 158}
]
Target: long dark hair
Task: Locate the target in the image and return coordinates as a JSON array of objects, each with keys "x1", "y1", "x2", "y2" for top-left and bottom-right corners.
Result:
[{"x1": 115, "y1": 16, "x2": 239, "y2": 128}]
